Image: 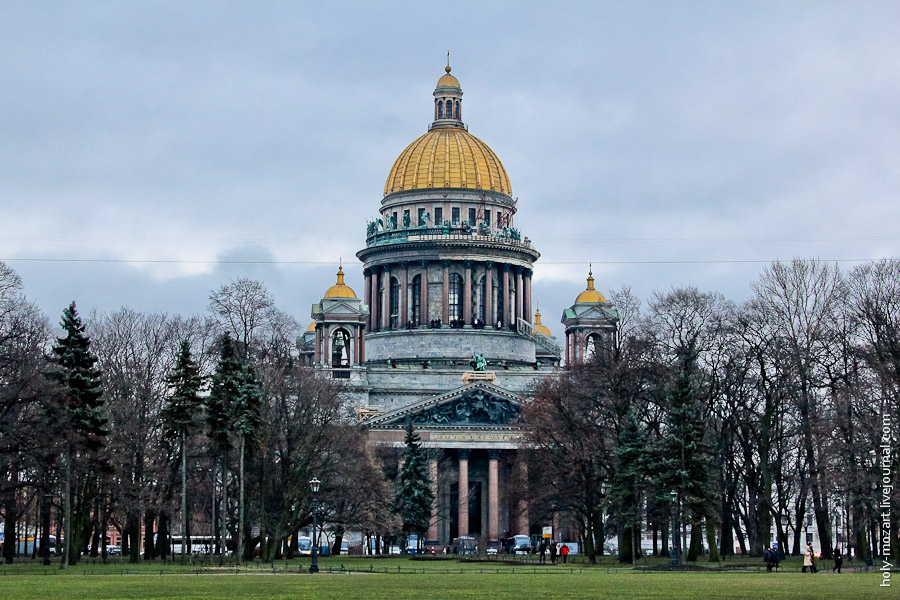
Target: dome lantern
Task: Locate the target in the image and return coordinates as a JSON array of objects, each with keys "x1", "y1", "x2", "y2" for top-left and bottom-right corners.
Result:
[{"x1": 431, "y1": 64, "x2": 464, "y2": 130}]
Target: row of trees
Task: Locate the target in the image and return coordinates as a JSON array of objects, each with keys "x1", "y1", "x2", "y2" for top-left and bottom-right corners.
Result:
[
  {"x1": 525, "y1": 259, "x2": 899, "y2": 564},
  {"x1": 0, "y1": 267, "x2": 397, "y2": 566}
]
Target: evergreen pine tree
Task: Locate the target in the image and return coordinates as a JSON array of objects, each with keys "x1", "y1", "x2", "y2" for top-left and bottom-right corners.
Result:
[
  {"x1": 393, "y1": 422, "x2": 433, "y2": 548},
  {"x1": 610, "y1": 406, "x2": 648, "y2": 564},
  {"x1": 47, "y1": 302, "x2": 107, "y2": 569},
  {"x1": 232, "y1": 362, "x2": 260, "y2": 562},
  {"x1": 206, "y1": 333, "x2": 241, "y2": 560},
  {"x1": 656, "y1": 350, "x2": 715, "y2": 562},
  {"x1": 161, "y1": 340, "x2": 203, "y2": 563}
]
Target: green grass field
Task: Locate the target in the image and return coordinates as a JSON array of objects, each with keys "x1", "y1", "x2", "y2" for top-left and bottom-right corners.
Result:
[{"x1": 0, "y1": 555, "x2": 886, "y2": 600}]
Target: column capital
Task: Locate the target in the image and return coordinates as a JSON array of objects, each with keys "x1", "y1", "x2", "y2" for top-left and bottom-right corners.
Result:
[
  {"x1": 464, "y1": 259, "x2": 473, "y2": 269},
  {"x1": 488, "y1": 449, "x2": 501, "y2": 460},
  {"x1": 484, "y1": 261, "x2": 494, "y2": 270},
  {"x1": 513, "y1": 265, "x2": 524, "y2": 274},
  {"x1": 501, "y1": 263, "x2": 511, "y2": 272},
  {"x1": 419, "y1": 259, "x2": 429, "y2": 269},
  {"x1": 458, "y1": 449, "x2": 471, "y2": 460},
  {"x1": 441, "y1": 259, "x2": 451, "y2": 268}
]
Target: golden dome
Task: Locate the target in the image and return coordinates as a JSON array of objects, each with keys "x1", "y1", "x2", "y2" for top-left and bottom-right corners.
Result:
[
  {"x1": 574, "y1": 268, "x2": 607, "y2": 304},
  {"x1": 323, "y1": 266, "x2": 356, "y2": 299},
  {"x1": 532, "y1": 307, "x2": 552, "y2": 336},
  {"x1": 306, "y1": 321, "x2": 316, "y2": 332},
  {"x1": 437, "y1": 65, "x2": 460, "y2": 88},
  {"x1": 384, "y1": 127, "x2": 512, "y2": 196}
]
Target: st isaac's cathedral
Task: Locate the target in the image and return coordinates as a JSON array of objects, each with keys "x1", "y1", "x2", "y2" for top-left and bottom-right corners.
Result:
[{"x1": 300, "y1": 65, "x2": 618, "y2": 548}]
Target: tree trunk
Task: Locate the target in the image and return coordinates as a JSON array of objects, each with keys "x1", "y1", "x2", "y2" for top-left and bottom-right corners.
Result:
[
  {"x1": 60, "y1": 443, "x2": 71, "y2": 570},
  {"x1": 706, "y1": 519, "x2": 719, "y2": 562},
  {"x1": 687, "y1": 513, "x2": 702, "y2": 561},
  {"x1": 143, "y1": 510, "x2": 156, "y2": 560},
  {"x1": 219, "y1": 455, "x2": 228, "y2": 565},
  {"x1": 238, "y1": 436, "x2": 245, "y2": 563},
  {"x1": 2, "y1": 489, "x2": 16, "y2": 563},
  {"x1": 40, "y1": 491, "x2": 51, "y2": 566},
  {"x1": 181, "y1": 429, "x2": 189, "y2": 564}
]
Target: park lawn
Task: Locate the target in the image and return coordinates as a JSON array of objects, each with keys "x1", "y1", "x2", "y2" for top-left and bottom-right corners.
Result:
[{"x1": 0, "y1": 567, "x2": 884, "y2": 600}]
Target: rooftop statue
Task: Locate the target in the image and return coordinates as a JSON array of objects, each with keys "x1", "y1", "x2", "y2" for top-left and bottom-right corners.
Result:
[{"x1": 469, "y1": 353, "x2": 487, "y2": 372}]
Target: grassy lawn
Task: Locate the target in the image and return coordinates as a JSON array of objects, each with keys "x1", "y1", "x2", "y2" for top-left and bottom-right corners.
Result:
[{"x1": 0, "y1": 556, "x2": 885, "y2": 600}]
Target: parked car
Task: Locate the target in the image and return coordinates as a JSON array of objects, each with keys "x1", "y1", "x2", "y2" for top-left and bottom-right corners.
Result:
[{"x1": 106, "y1": 545, "x2": 121, "y2": 555}]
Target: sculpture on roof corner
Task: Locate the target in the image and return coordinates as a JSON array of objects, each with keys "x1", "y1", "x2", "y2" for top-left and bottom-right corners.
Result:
[{"x1": 469, "y1": 353, "x2": 487, "y2": 372}]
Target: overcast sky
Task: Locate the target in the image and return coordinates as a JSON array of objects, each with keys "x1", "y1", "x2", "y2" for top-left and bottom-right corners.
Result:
[{"x1": 2, "y1": 1, "x2": 898, "y2": 339}]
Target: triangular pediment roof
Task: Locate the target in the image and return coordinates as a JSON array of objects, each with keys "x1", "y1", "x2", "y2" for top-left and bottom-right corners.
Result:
[{"x1": 364, "y1": 381, "x2": 524, "y2": 428}]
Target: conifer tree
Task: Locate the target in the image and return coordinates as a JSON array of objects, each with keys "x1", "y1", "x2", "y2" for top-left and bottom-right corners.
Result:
[
  {"x1": 232, "y1": 362, "x2": 260, "y2": 562},
  {"x1": 161, "y1": 340, "x2": 203, "y2": 563},
  {"x1": 48, "y1": 302, "x2": 106, "y2": 569},
  {"x1": 656, "y1": 350, "x2": 715, "y2": 562},
  {"x1": 610, "y1": 406, "x2": 648, "y2": 564},
  {"x1": 206, "y1": 333, "x2": 241, "y2": 560},
  {"x1": 393, "y1": 422, "x2": 433, "y2": 549}
]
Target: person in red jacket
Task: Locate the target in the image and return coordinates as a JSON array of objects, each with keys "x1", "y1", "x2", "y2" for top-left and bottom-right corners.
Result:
[{"x1": 560, "y1": 543, "x2": 570, "y2": 564}]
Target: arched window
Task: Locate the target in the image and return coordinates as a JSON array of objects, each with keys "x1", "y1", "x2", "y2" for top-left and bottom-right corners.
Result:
[
  {"x1": 412, "y1": 274, "x2": 422, "y2": 325},
  {"x1": 449, "y1": 273, "x2": 463, "y2": 321},
  {"x1": 389, "y1": 277, "x2": 400, "y2": 329},
  {"x1": 438, "y1": 100, "x2": 443, "y2": 119},
  {"x1": 455, "y1": 100, "x2": 460, "y2": 119},
  {"x1": 331, "y1": 328, "x2": 351, "y2": 368}
]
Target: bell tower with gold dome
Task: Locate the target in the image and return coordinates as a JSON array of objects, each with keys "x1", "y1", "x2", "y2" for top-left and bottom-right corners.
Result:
[
  {"x1": 353, "y1": 65, "x2": 562, "y2": 548},
  {"x1": 561, "y1": 267, "x2": 619, "y2": 365}
]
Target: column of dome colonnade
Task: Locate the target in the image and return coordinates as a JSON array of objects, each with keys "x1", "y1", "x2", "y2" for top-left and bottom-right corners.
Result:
[{"x1": 363, "y1": 261, "x2": 535, "y2": 332}]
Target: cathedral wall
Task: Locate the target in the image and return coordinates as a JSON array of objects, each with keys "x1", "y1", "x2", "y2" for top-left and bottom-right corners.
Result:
[{"x1": 365, "y1": 329, "x2": 536, "y2": 363}]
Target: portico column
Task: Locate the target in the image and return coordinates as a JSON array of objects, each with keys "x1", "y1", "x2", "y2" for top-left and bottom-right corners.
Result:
[
  {"x1": 322, "y1": 327, "x2": 330, "y2": 367},
  {"x1": 428, "y1": 456, "x2": 439, "y2": 542},
  {"x1": 565, "y1": 332, "x2": 571, "y2": 365},
  {"x1": 484, "y1": 262, "x2": 494, "y2": 327},
  {"x1": 419, "y1": 261, "x2": 429, "y2": 325},
  {"x1": 458, "y1": 450, "x2": 469, "y2": 537},
  {"x1": 358, "y1": 325, "x2": 365, "y2": 363},
  {"x1": 400, "y1": 261, "x2": 409, "y2": 327},
  {"x1": 381, "y1": 265, "x2": 391, "y2": 330},
  {"x1": 442, "y1": 261, "x2": 450, "y2": 325},
  {"x1": 501, "y1": 266, "x2": 510, "y2": 327},
  {"x1": 463, "y1": 261, "x2": 472, "y2": 325},
  {"x1": 515, "y1": 267, "x2": 524, "y2": 325},
  {"x1": 488, "y1": 450, "x2": 500, "y2": 542}
]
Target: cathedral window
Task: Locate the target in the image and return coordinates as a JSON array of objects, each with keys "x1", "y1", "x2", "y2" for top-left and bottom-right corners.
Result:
[
  {"x1": 468, "y1": 207, "x2": 476, "y2": 225},
  {"x1": 484, "y1": 209, "x2": 491, "y2": 226},
  {"x1": 434, "y1": 207, "x2": 443, "y2": 225},
  {"x1": 438, "y1": 100, "x2": 443, "y2": 119},
  {"x1": 449, "y1": 273, "x2": 463, "y2": 321},
  {"x1": 412, "y1": 274, "x2": 422, "y2": 325},
  {"x1": 389, "y1": 277, "x2": 400, "y2": 329},
  {"x1": 417, "y1": 207, "x2": 425, "y2": 226},
  {"x1": 455, "y1": 100, "x2": 460, "y2": 119},
  {"x1": 451, "y1": 207, "x2": 460, "y2": 225}
]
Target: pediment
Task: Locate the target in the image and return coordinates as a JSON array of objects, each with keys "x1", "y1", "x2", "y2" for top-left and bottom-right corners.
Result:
[
  {"x1": 364, "y1": 382, "x2": 524, "y2": 428},
  {"x1": 318, "y1": 301, "x2": 362, "y2": 316}
]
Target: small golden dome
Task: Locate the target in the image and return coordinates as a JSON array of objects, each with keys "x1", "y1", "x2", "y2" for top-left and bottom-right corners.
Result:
[
  {"x1": 574, "y1": 268, "x2": 607, "y2": 304},
  {"x1": 532, "y1": 307, "x2": 552, "y2": 336},
  {"x1": 437, "y1": 65, "x2": 460, "y2": 88},
  {"x1": 384, "y1": 127, "x2": 512, "y2": 196},
  {"x1": 306, "y1": 321, "x2": 316, "y2": 332},
  {"x1": 323, "y1": 266, "x2": 356, "y2": 299}
]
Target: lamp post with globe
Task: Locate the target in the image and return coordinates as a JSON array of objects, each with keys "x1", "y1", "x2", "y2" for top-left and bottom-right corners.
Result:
[
  {"x1": 309, "y1": 478, "x2": 320, "y2": 574},
  {"x1": 670, "y1": 490, "x2": 680, "y2": 568}
]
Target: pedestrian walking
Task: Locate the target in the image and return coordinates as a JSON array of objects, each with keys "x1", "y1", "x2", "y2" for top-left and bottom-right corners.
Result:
[
  {"x1": 560, "y1": 543, "x2": 569, "y2": 564},
  {"x1": 803, "y1": 544, "x2": 816, "y2": 573},
  {"x1": 549, "y1": 541, "x2": 557, "y2": 564},
  {"x1": 539, "y1": 540, "x2": 547, "y2": 564},
  {"x1": 832, "y1": 547, "x2": 843, "y2": 573}
]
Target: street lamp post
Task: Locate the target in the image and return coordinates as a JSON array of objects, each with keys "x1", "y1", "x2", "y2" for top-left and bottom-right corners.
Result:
[
  {"x1": 670, "y1": 490, "x2": 679, "y2": 568},
  {"x1": 309, "y1": 478, "x2": 320, "y2": 574}
]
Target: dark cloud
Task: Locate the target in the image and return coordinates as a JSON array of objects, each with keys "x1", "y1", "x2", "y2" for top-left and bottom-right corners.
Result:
[{"x1": 2, "y1": 1, "x2": 898, "y2": 340}]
